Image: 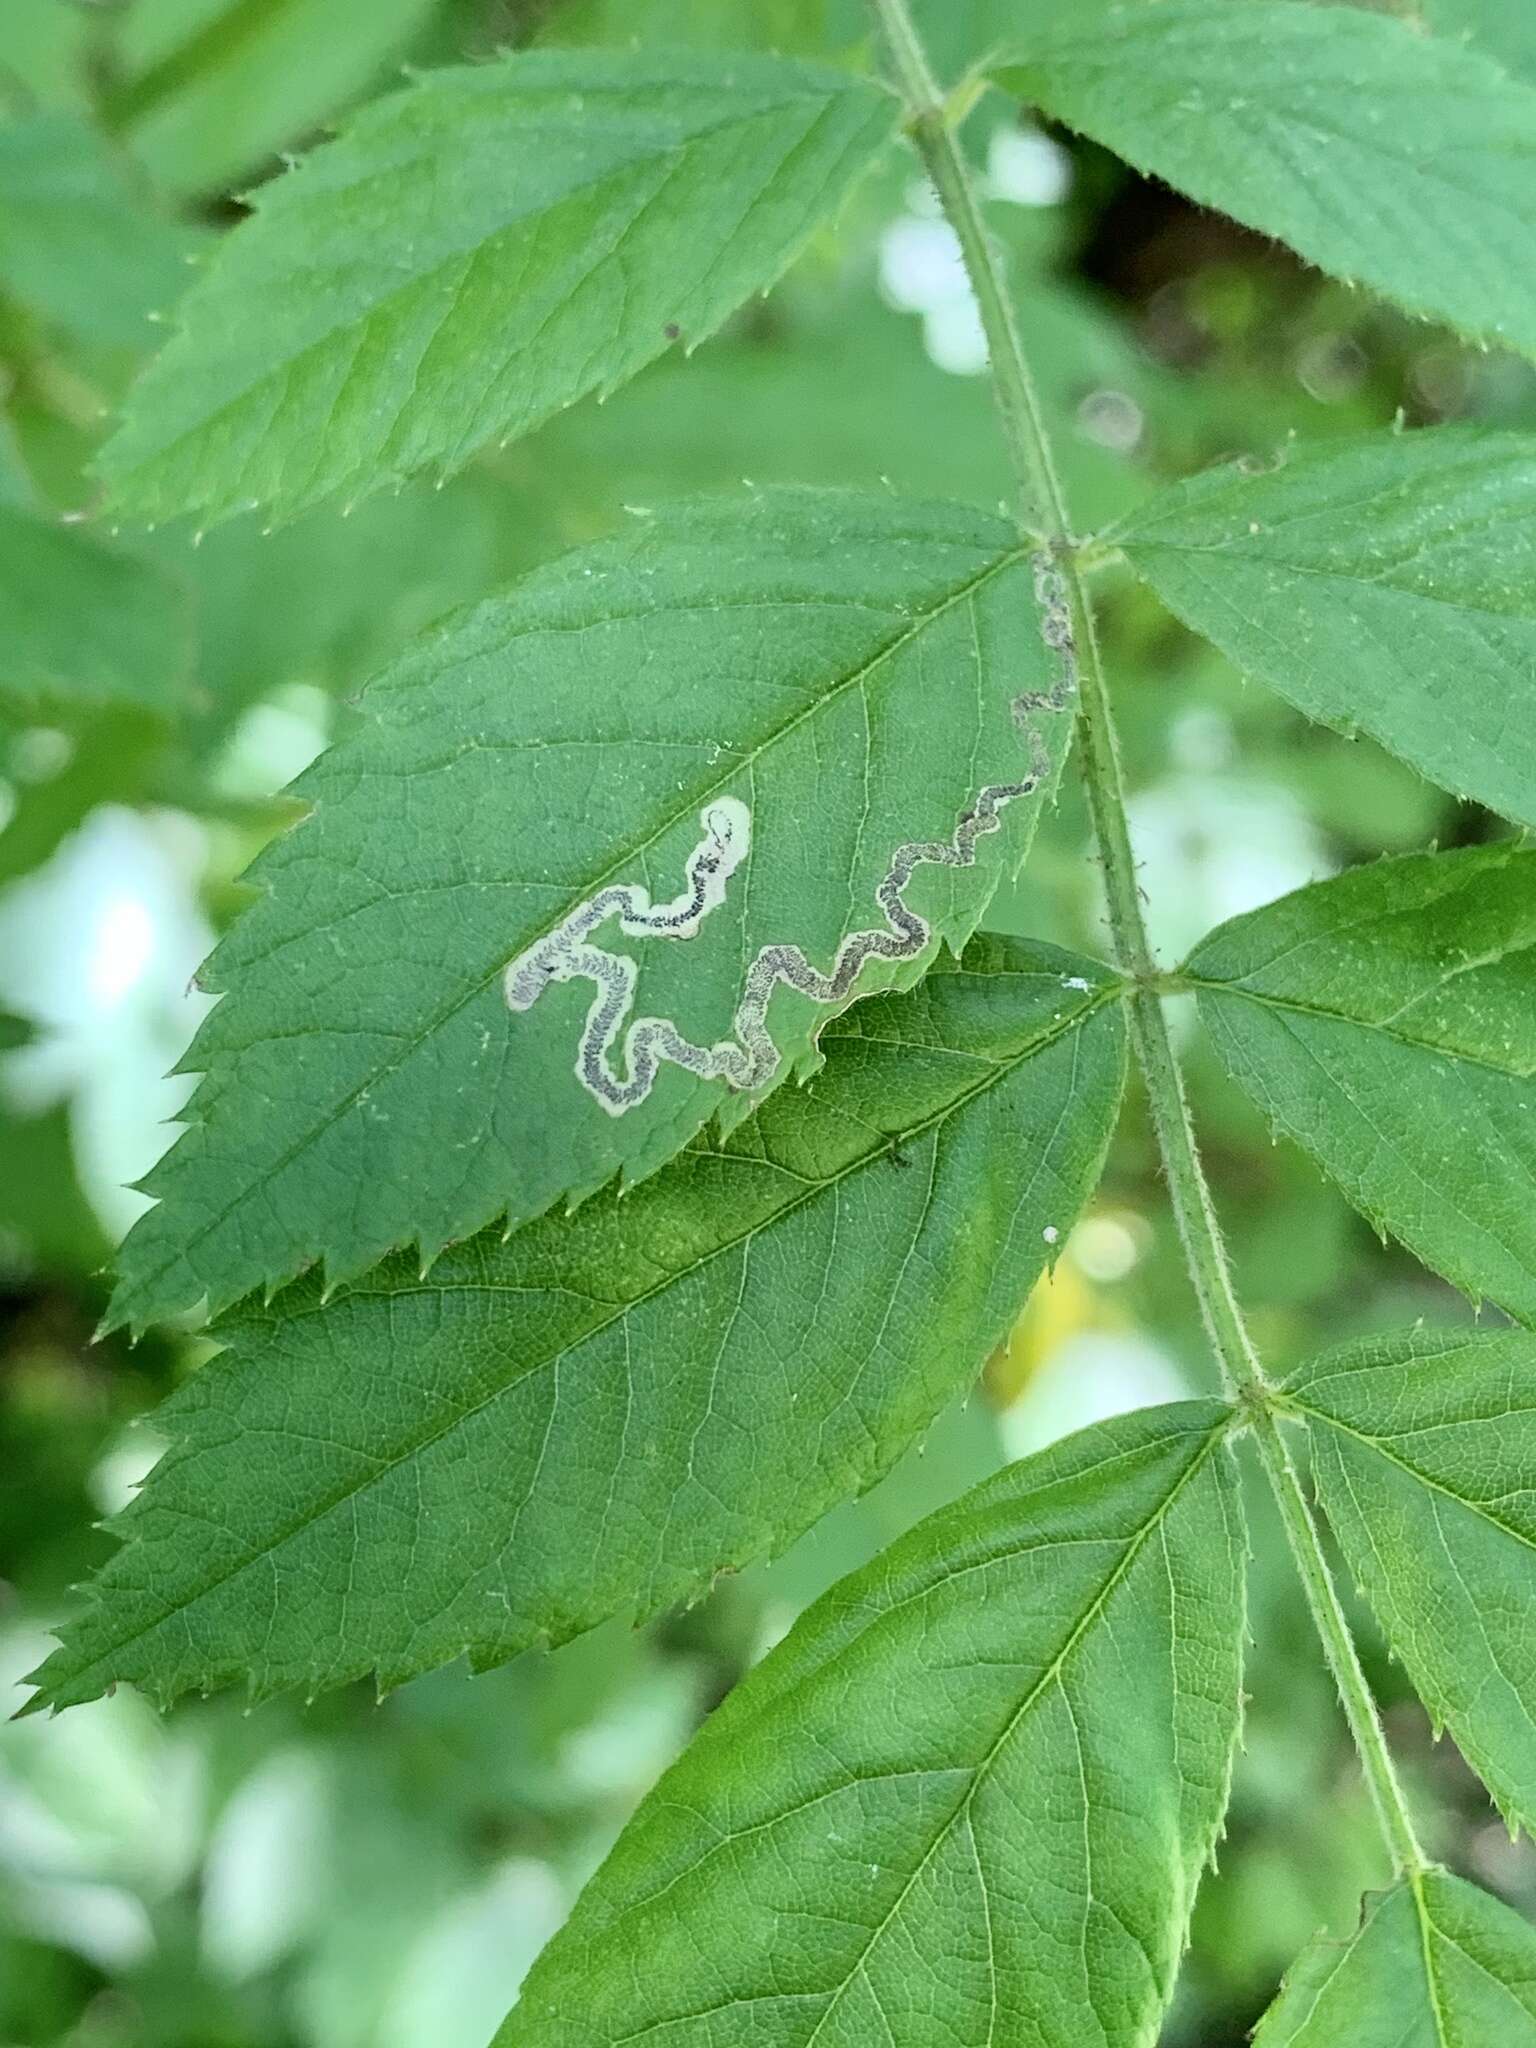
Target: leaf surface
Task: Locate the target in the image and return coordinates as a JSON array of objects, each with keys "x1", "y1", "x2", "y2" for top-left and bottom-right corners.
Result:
[
  {"x1": 0, "y1": 506, "x2": 193, "y2": 713},
  {"x1": 1422, "y1": 0, "x2": 1536, "y2": 88},
  {"x1": 996, "y1": 1, "x2": 1536, "y2": 360},
  {"x1": 31, "y1": 939, "x2": 1127, "y2": 1711},
  {"x1": 173, "y1": 471, "x2": 503, "y2": 741},
  {"x1": 1187, "y1": 844, "x2": 1536, "y2": 1322},
  {"x1": 524, "y1": 254, "x2": 1165, "y2": 537},
  {"x1": 538, "y1": 0, "x2": 838, "y2": 55},
  {"x1": 1112, "y1": 428, "x2": 1536, "y2": 827},
  {"x1": 99, "y1": 49, "x2": 897, "y2": 526},
  {"x1": 1287, "y1": 1324, "x2": 1536, "y2": 1833},
  {"x1": 493, "y1": 1399, "x2": 1245, "y2": 2047},
  {"x1": 111, "y1": 0, "x2": 440, "y2": 197},
  {"x1": 0, "y1": 111, "x2": 196, "y2": 350},
  {"x1": 1254, "y1": 1874, "x2": 1536, "y2": 2044},
  {"x1": 108, "y1": 491, "x2": 1076, "y2": 1331}
]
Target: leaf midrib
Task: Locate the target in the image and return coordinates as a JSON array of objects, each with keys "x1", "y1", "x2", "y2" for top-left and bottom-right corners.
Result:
[
  {"x1": 1120, "y1": 524, "x2": 1536, "y2": 622},
  {"x1": 604, "y1": 1420, "x2": 1227, "y2": 2047},
  {"x1": 117, "y1": 79, "x2": 866, "y2": 485},
  {"x1": 1202, "y1": 994, "x2": 1536, "y2": 1308},
  {"x1": 70, "y1": 981, "x2": 1121, "y2": 1690},
  {"x1": 1296, "y1": 1398, "x2": 1536, "y2": 1560},
  {"x1": 1417, "y1": 1881, "x2": 1536, "y2": 2034},
  {"x1": 1188, "y1": 974, "x2": 1536, "y2": 1082}
]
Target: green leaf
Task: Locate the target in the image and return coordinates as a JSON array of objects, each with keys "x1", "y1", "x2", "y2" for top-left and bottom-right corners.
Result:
[
  {"x1": 833, "y1": 0, "x2": 1094, "y2": 80},
  {"x1": 173, "y1": 470, "x2": 503, "y2": 742},
  {"x1": 0, "y1": 111, "x2": 197, "y2": 351},
  {"x1": 521, "y1": 250, "x2": 1166, "y2": 542},
  {"x1": 110, "y1": 0, "x2": 440, "y2": 198},
  {"x1": 0, "y1": 1098, "x2": 110, "y2": 1280},
  {"x1": 106, "y1": 491, "x2": 1077, "y2": 1332},
  {"x1": 537, "y1": 0, "x2": 1070, "y2": 79},
  {"x1": 493, "y1": 1399, "x2": 1244, "y2": 2047},
  {"x1": 0, "y1": 505, "x2": 193, "y2": 713},
  {"x1": 98, "y1": 50, "x2": 898, "y2": 528},
  {"x1": 1422, "y1": 0, "x2": 1536, "y2": 89},
  {"x1": 1111, "y1": 428, "x2": 1536, "y2": 828},
  {"x1": 1187, "y1": 843, "x2": 1536, "y2": 1322},
  {"x1": 538, "y1": 0, "x2": 839, "y2": 56},
  {"x1": 0, "y1": 706, "x2": 168, "y2": 889},
  {"x1": 2, "y1": 1, "x2": 92, "y2": 113},
  {"x1": 995, "y1": 1, "x2": 1536, "y2": 361},
  {"x1": 1287, "y1": 1324, "x2": 1536, "y2": 1834},
  {"x1": 1253, "y1": 1874, "x2": 1536, "y2": 2044},
  {"x1": 30, "y1": 938, "x2": 1127, "y2": 1712}
]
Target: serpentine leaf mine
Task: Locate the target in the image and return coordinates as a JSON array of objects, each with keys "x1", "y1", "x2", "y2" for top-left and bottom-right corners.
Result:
[{"x1": 504, "y1": 550, "x2": 1078, "y2": 1115}]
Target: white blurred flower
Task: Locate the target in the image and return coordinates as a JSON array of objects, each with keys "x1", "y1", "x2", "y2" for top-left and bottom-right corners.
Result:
[
  {"x1": 1001, "y1": 1331, "x2": 1189, "y2": 1462},
  {"x1": 1, "y1": 1626, "x2": 205, "y2": 1967},
  {"x1": 987, "y1": 124, "x2": 1072, "y2": 207},
  {"x1": 1120, "y1": 772, "x2": 1334, "y2": 967},
  {"x1": 878, "y1": 215, "x2": 970, "y2": 314},
  {"x1": 0, "y1": 805, "x2": 214, "y2": 1240},
  {"x1": 202, "y1": 1748, "x2": 332, "y2": 1981},
  {"x1": 377, "y1": 1860, "x2": 565, "y2": 2048},
  {"x1": 213, "y1": 682, "x2": 331, "y2": 803},
  {"x1": 925, "y1": 295, "x2": 990, "y2": 375}
]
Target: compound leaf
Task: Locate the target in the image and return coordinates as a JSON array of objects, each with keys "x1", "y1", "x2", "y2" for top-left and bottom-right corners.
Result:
[
  {"x1": 99, "y1": 49, "x2": 897, "y2": 527},
  {"x1": 30, "y1": 938, "x2": 1127, "y2": 1712},
  {"x1": 0, "y1": 505, "x2": 193, "y2": 713},
  {"x1": 1254, "y1": 1874, "x2": 1536, "y2": 2044},
  {"x1": 107, "y1": 492, "x2": 1076, "y2": 1332},
  {"x1": 1187, "y1": 844, "x2": 1536, "y2": 1322},
  {"x1": 493, "y1": 1399, "x2": 1245, "y2": 2047},
  {"x1": 996, "y1": 1, "x2": 1536, "y2": 361},
  {"x1": 1288, "y1": 1324, "x2": 1536, "y2": 1834},
  {"x1": 1112, "y1": 428, "x2": 1536, "y2": 828}
]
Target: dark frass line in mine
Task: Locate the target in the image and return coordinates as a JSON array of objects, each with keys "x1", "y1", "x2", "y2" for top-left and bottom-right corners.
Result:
[{"x1": 503, "y1": 552, "x2": 1078, "y2": 1115}]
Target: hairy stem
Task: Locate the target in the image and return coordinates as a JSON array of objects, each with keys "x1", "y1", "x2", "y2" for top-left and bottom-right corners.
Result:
[
  {"x1": 870, "y1": 0, "x2": 1428, "y2": 1878},
  {"x1": 871, "y1": 0, "x2": 1068, "y2": 534},
  {"x1": 1256, "y1": 1409, "x2": 1429, "y2": 1873}
]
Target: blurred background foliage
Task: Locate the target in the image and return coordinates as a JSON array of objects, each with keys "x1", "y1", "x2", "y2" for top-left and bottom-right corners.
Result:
[{"x1": 2, "y1": 1, "x2": 1532, "y2": 2043}]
